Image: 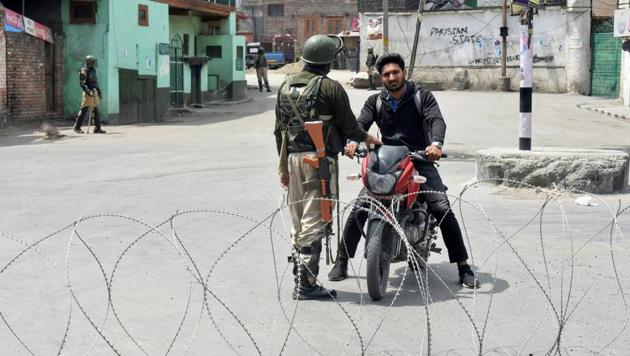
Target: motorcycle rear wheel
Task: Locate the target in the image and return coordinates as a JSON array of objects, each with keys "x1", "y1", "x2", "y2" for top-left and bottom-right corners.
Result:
[{"x1": 366, "y1": 220, "x2": 391, "y2": 301}]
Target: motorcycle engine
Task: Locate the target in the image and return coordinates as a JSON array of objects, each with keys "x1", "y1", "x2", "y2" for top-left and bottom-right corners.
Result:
[{"x1": 403, "y1": 217, "x2": 425, "y2": 247}]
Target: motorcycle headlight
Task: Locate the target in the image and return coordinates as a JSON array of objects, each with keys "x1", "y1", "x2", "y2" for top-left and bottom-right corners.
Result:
[{"x1": 367, "y1": 172, "x2": 397, "y2": 195}]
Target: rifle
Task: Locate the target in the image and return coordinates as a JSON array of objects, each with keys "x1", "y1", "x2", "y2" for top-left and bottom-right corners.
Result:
[
  {"x1": 303, "y1": 121, "x2": 332, "y2": 223},
  {"x1": 303, "y1": 121, "x2": 335, "y2": 264}
]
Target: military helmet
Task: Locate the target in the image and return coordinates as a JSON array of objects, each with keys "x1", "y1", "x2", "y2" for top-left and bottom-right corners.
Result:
[
  {"x1": 301, "y1": 35, "x2": 343, "y2": 65},
  {"x1": 85, "y1": 55, "x2": 97, "y2": 64}
]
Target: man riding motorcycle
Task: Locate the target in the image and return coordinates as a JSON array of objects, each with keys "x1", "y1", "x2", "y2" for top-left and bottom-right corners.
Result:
[{"x1": 328, "y1": 53, "x2": 479, "y2": 289}]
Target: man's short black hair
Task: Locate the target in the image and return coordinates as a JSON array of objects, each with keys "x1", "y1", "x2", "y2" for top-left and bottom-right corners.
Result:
[{"x1": 375, "y1": 53, "x2": 405, "y2": 74}]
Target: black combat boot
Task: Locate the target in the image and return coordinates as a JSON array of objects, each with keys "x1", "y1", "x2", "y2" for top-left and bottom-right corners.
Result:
[
  {"x1": 258, "y1": 81, "x2": 263, "y2": 92},
  {"x1": 266, "y1": 85, "x2": 272, "y2": 93},
  {"x1": 328, "y1": 245, "x2": 349, "y2": 281},
  {"x1": 292, "y1": 243, "x2": 337, "y2": 300}
]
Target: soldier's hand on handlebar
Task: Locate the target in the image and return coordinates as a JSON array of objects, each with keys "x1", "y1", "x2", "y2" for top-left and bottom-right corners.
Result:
[
  {"x1": 425, "y1": 144, "x2": 442, "y2": 161},
  {"x1": 344, "y1": 142, "x2": 359, "y2": 158}
]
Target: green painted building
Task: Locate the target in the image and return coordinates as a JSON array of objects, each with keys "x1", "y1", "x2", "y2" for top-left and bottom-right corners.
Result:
[
  {"x1": 167, "y1": 3, "x2": 246, "y2": 106},
  {"x1": 61, "y1": 0, "x2": 245, "y2": 124}
]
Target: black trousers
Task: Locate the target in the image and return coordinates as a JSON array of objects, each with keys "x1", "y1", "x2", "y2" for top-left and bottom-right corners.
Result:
[
  {"x1": 75, "y1": 106, "x2": 102, "y2": 130},
  {"x1": 339, "y1": 164, "x2": 469, "y2": 263}
]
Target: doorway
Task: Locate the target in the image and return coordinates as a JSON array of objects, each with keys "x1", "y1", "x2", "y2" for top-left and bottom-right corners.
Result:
[{"x1": 191, "y1": 64, "x2": 202, "y2": 104}]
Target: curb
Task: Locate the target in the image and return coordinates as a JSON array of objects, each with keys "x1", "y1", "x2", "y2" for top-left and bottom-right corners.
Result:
[
  {"x1": 204, "y1": 97, "x2": 254, "y2": 107},
  {"x1": 577, "y1": 103, "x2": 630, "y2": 122}
]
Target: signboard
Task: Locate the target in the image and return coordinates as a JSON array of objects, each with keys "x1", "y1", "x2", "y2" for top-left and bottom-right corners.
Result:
[
  {"x1": 23, "y1": 17, "x2": 36, "y2": 36},
  {"x1": 351, "y1": 17, "x2": 360, "y2": 32},
  {"x1": 366, "y1": 16, "x2": 382, "y2": 40},
  {"x1": 615, "y1": 9, "x2": 630, "y2": 37},
  {"x1": 158, "y1": 43, "x2": 170, "y2": 55},
  {"x1": 3, "y1": 8, "x2": 53, "y2": 43},
  {"x1": 4, "y1": 8, "x2": 24, "y2": 32},
  {"x1": 424, "y1": 0, "x2": 480, "y2": 11},
  {"x1": 35, "y1": 23, "x2": 53, "y2": 43}
]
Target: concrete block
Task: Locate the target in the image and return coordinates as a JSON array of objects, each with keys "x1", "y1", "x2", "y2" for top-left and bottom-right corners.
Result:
[
  {"x1": 416, "y1": 80, "x2": 443, "y2": 91},
  {"x1": 476, "y1": 148, "x2": 630, "y2": 194},
  {"x1": 351, "y1": 72, "x2": 382, "y2": 89}
]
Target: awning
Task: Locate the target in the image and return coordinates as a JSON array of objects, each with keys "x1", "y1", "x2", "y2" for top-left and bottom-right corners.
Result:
[{"x1": 154, "y1": 0, "x2": 233, "y2": 18}]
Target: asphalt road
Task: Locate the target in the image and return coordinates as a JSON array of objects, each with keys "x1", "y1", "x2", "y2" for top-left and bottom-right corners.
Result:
[{"x1": 0, "y1": 71, "x2": 629, "y2": 355}]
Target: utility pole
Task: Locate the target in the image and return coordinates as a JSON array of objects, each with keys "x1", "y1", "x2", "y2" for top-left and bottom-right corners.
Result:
[
  {"x1": 407, "y1": 0, "x2": 425, "y2": 79},
  {"x1": 22, "y1": 0, "x2": 25, "y2": 15},
  {"x1": 519, "y1": 8, "x2": 533, "y2": 151},
  {"x1": 499, "y1": 0, "x2": 509, "y2": 91},
  {"x1": 383, "y1": 0, "x2": 389, "y2": 54}
]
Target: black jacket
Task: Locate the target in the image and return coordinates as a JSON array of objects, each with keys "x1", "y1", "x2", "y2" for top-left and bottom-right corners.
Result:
[
  {"x1": 79, "y1": 66, "x2": 101, "y2": 96},
  {"x1": 357, "y1": 81, "x2": 446, "y2": 151}
]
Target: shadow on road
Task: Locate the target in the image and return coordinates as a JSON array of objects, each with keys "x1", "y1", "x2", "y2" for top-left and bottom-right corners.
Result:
[
  {"x1": 0, "y1": 90, "x2": 277, "y2": 148},
  {"x1": 333, "y1": 261, "x2": 509, "y2": 306}
]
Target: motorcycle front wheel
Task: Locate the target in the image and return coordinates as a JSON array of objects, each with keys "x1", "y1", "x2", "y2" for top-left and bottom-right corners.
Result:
[{"x1": 366, "y1": 220, "x2": 391, "y2": 301}]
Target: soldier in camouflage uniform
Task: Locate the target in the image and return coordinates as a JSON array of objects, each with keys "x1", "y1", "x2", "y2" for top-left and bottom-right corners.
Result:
[
  {"x1": 74, "y1": 55, "x2": 105, "y2": 134},
  {"x1": 255, "y1": 47, "x2": 272, "y2": 92},
  {"x1": 274, "y1": 35, "x2": 381, "y2": 300},
  {"x1": 366, "y1": 48, "x2": 378, "y2": 90}
]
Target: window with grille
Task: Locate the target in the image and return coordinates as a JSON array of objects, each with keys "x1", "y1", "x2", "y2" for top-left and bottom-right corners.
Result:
[
  {"x1": 70, "y1": 0, "x2": 96, "y2": 24},
  {"x1": 183, "y1": 34, "x2": 190, "y2": 56},
  {"x1": 268, "y1": 4, "x2": 284, "y2": 17},
  {"x1": 304, "y1": 16, "x2": 319, "y2": 39},
  {"x1": 326, "y1": 17, "x2": 343, "y2": 35},
  {"x1": 138, "y1": 4, "x2": 149, "y2": 26},
  {"x1": 206, "y1": 46, "x2": 222, "y2": 59}
]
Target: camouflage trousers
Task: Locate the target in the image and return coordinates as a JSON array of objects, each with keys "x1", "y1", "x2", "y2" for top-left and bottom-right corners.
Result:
[{"x1": 287, "y1": 152, "x2": 338, "y2": 256}]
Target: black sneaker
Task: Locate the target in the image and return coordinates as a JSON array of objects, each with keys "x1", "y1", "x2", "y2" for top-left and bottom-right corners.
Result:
[
  {"x1": 93, "y1": 128, "x2": 106, "y2": 134},
  {"x1": 459, "y1": 270, "x2": 480, "y2": 289},
  {"x1": 73, "y1": 128, "x2": 84, "y2": 133},
  {"x1": 266, "y1": 88, "x2": 272, "y2": 92}
]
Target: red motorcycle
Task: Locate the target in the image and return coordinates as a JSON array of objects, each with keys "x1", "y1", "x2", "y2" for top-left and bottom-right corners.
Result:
[{"x1": 348, "y1": 145, "x2": 444, "y2": 300}]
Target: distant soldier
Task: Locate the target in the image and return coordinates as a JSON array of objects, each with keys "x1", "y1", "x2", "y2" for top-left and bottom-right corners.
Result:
[
  {"x1": 74, "y1": 55, "x2": 105, "y2": 134},
  {"x1": 366, "y1": 48, "x2": 378, "y2": 90},
  {"x1": 255, "y1": 47, "x2": 272, "y2": 92}
]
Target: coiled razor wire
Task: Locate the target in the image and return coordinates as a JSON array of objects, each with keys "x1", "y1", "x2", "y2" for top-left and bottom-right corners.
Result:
[{"x1": 0, "y1": 179, "x2": 628, "y2": 355}]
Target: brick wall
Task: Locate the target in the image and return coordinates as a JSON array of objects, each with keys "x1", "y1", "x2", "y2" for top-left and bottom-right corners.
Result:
[
  {"x1": 0, "y1": 30, "x2": 8, "y2": 125},
  {"x1": 5, "y1": 32, "x2": 63, "y2": 124},
  {"x1": 358, "y1": 0, "x2": 420, "y2": 12},
  {"x1": 53, "y1": 35, "x2": 63, "y2": 114}
]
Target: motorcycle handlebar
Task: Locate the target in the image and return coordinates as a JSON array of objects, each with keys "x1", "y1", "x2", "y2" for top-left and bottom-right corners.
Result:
[
  {"x1": 409, "y1": 151, "x2": 447, "y2": 162},
  {"x1": 353, "y1": 147, "x2": 447, "y2": 161}
]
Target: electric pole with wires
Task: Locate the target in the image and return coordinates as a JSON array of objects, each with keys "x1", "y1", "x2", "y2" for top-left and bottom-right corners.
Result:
[
  {"x1": 499, "y1": 0, "x2": 510, "y2": 91},
  {"x1": 516, "y1": 5, "x2": 535, "y2": 151},
  {"x1": 383, "y1": 0, "x2": 389, "y2": 54},
  {"x1": 407, "y1": 0, "x2": 426, "y2": 79}
]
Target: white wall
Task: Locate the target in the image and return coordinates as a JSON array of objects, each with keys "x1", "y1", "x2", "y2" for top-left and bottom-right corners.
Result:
[{"x1": 359, "y1": 7, "x2": 590, "y2": 93}]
